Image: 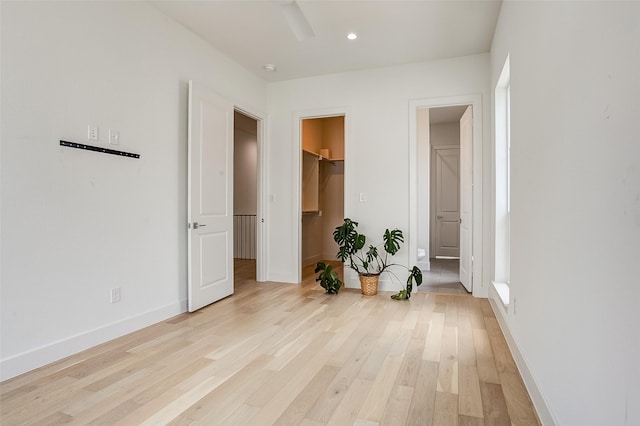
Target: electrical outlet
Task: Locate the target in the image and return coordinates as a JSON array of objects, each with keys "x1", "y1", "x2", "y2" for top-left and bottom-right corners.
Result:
[
  {"x1": 110, "y1": 287, "x2": 121, "y2": 303},
  {"x1": 88, "y1": 125, "x2": 99, "y2": 141}
]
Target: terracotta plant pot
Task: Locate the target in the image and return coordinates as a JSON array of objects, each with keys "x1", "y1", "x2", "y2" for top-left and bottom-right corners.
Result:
[{"x1": 359, "y1": 274, "x2": 379, "y2": 296}]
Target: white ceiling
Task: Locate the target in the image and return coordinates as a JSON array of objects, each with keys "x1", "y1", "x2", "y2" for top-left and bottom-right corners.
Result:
[
  {"x1": 429, "y1": 105, "x2": 469, "y2": 124},
  {"x1": 150, "y1": 0, "x2": 502, "y2": 82}
]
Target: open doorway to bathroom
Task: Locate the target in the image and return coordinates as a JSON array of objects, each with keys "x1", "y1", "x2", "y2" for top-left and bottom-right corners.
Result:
[
  {"x1": 424, "y1": 106, "x2": 466, "y2": 293},
  {"x1": 410, "y1": 94, "x2": 483, "y2": 296},
  {"x1": 418, "y1": 105, "x2": 470, "y2": 294}
]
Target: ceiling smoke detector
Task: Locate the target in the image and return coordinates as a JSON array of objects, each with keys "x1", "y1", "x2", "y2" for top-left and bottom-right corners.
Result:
[{"x1": 263, "y1": 63, "x2": 277, "y2": 72}]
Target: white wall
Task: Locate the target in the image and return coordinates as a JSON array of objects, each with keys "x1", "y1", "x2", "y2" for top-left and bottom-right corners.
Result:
[
  {"x1": 489, "y1": 2, "x2": 640, "y2": 424},
  {"x1": 234, "y1": 112, "x2": 258, "y2": 215},
  {"x1": 266, "y1": 54, "x2": 491, "y2": 290},
  {"x1": 0, "y1": 1, "x2": 266, "y2": 380},
  {"x1": 430, "y1": 122, "x2": 460, "y2": 147}
]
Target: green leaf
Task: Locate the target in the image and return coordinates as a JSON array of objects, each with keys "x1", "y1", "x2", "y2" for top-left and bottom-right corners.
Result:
[
  {"x1": 315, "y1": 261, "x2": 342, "y2": 294},
  {"x1": 412, "y1": 266, "x2": 423, "y2": 286},
  {"x1": 365, "y1": 245, "x2": 378, "y2": 263},
  {"x1": 391, "y1": 290, "x2": 408, "y2": 300},
  {"x1": 383, "y1": 229, "x2": 404, "y2": 255}
]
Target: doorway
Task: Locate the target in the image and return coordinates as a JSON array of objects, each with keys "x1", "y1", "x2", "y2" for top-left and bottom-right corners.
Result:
[
  {"x1": 429, "y1": 106, "x2": 466, "y2": 260},
  {"x1": 234, "y1": 110, "x2": 259, "y2": 281},
  {"x1": 300, "y1": 115, "x2": 345, "y2": 279},
  {"x1": 409, "y1": 95, "x2": 483, "y2": 297}
]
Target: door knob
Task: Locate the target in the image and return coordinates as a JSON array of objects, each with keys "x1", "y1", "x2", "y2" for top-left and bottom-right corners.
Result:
[
  {"x1": 190, "y1": 222, "x2": 207, "y2": 229},
  {"x1": 437, "y1": 215, "x2": 444, "y2": 220}
]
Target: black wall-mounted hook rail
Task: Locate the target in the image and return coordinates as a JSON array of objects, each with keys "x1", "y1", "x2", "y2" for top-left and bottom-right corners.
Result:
[{"x1": 60, "y1": 140, "x2": 140, "y2": 159}]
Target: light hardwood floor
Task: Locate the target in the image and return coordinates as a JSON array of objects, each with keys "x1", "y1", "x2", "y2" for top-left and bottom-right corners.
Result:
[{"x1": 0, "y1": 260, "x2": 540, "y2": 425}]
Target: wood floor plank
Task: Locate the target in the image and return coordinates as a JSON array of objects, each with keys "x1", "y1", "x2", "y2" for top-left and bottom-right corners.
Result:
[
  {"x1": 29, "y1": 410, "x2": 74, "y2": 425},
  {"x1": 458, "y1": 298, "x2": 477, "y2": 367},
  {"x1": 437, "y1": 326, "x2": 459, "y2": 394},
  {"x1": 306, "y1": 335, "x2": 376, "y2": 423},
  {"x1": 244, "y1": 331, "x2": 334, "y2": 408},
  {"x1": 167, "y1": 354, "x2": 273, "y2": 425},
  {"x1": 459, "y1": 414, "x2": 486, "y2": 426},
  {"x1": 472, "y1": 329, "x2": 500, "y2": 385},
  {"x1": 218, "y1": 403, "x2": 260, "y2": 425},
  {"x1": 66, "y1": 366, "x2": 162, "y2": 423},
  {"x1": 138, "y1": 375, "x2": 227, "y2": 425},
  {"x1": 458, "y1": 364, "x2": 484, "y2": 419},
  {"x1": 325, "y1": 377, "x2": 373, "y2": 426},
  {"x1": 484, "y1": 317, "x2": 518, "y2": 374},
  {"x1": 423, "y1": 313, "x2": 445, "y2": 362},
  {"x1": 274, "y1": 365, "x2": 340, "y2": 425},
  {"x1": 0, "y1": 260, "x2": 540, "y2": 426},
  {"x1": 380, "y1": 384, "x2": 414, "y2": 426},
  {"x1": 86, "y1": 400, "x2": 141, "y2": 425},
  {"x1": 433, "y1": 391, "x2": 458, "y2": 426},
  {"x1": 499, "y1": 372, "x2": 540, "y2": 425},
  {"x1": 468, "y1": 298, "x2": 486, "y2": 330},
  {"x1": 358, "y1": 355, "x2": 403, "y2": 422},
  {"x1": 406, "y1": 360, "x2": 438, "y2": 426},
  {"x1": 479, "y1": 381, "x2": 511, "y2": 426},
  {"x1": 247, "y1": 347, "x2": 332, "y2": 425},
  {"x1": 395, "y1": 335, "x2": 426, "y2": 387}
]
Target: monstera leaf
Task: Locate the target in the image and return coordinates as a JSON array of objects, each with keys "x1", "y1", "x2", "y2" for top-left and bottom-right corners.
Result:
[
  {"x1": 315, "y1": 262, "x2": 342, "y2": 294},
  {"x1": 383, "y1": 229, "x2": 404, "y2": 255}
]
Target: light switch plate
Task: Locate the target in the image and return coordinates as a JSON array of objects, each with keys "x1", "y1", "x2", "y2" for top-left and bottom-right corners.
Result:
[{"x1": 108, "y1": 129, "x2": 120, "y2": 146}]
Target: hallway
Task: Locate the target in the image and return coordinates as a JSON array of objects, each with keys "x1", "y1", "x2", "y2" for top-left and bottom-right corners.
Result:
[{"x1": 419, "y1": 258, "x2": 468, "y2": 295}]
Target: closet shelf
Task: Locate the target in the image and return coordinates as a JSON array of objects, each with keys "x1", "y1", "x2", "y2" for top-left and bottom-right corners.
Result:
[{"x1": 303, "y1": 148, "x2": 343, "y2": 162}]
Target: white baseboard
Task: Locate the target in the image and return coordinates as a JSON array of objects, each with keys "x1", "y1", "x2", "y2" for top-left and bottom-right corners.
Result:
[
  {"x1": 267, "y1": 271, "x2": 298, "y2": 283},
  {"x1": 0, "y1": 300, "x2": 187, "y2": 381},
  {"x1": 418, "y1": 259, "x2": 431, "y2": 271},
  {"x1": 488, "y1": 288, "x2": 557, "y2": 426}
]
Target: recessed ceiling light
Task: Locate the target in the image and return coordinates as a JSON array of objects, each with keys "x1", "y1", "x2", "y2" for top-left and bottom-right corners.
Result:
[
  {"x1": 347, "y1": 33, "x2": 358, "y2": 40},
  {"x1": 263, "y1": 63, "x2": 277, "y2": 72}
]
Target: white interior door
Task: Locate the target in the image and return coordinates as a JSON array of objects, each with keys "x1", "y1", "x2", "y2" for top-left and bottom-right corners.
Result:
[
  {"x1": 188, "y1": 80, "x2": 234, "y2": 312},
  {"x1": 459, "y1": 106, "x2": 473, "y2": 292},
  {"x1": 435, "y1": 147, "x2": 460, "y2": 257}
]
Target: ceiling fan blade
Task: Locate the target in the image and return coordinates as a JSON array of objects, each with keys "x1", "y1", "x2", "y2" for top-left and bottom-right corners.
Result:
[{"x1": 279, "y1": 0, "x2": 315, "y2": 41}]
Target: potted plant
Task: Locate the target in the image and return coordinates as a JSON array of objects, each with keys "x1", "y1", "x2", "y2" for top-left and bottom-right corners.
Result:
[{"x1": 316, "y1": 218, "x2": 423, "y2": 299}]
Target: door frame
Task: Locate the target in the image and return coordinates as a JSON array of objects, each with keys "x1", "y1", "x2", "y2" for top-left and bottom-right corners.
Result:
[
  {"x1": 293, "y1": 107, "x2": 350, "y2": 283},
  {"x1": 234, "y1": 106, "x2": 267, "y2": 282},
  {"x1": 408, "y1": 94, "x2": 483, "y2": 297}
]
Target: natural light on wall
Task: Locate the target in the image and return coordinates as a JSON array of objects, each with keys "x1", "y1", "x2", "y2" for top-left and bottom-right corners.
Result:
[{"x1": 494, "y1": 55, "x2": 511, "y2": 307}]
